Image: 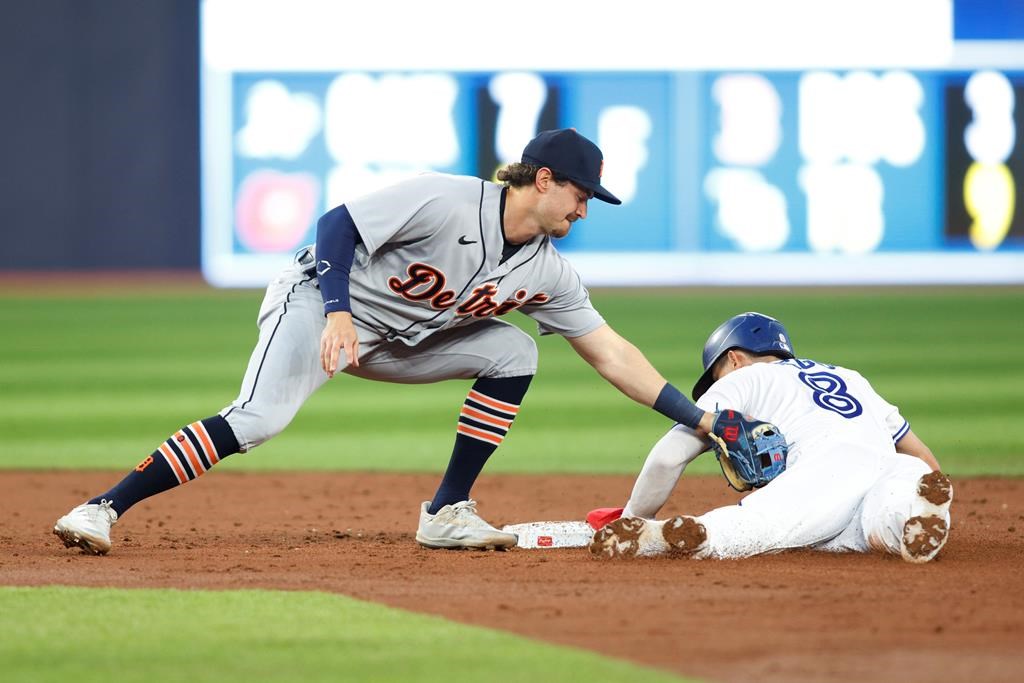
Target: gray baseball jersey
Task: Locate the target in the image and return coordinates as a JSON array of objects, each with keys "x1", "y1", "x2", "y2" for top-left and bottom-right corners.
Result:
[
  {"x1": 340, "y1": 173, "x2": 605, "y2": 344},
  {"x1": 221, "y1": 173, "x2": 606, "y2": 450}
]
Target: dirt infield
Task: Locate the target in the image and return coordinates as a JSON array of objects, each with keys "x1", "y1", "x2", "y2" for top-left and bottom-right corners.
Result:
[{"x1": 3, "y1": 471, "x2": 1022, "y2": 683}]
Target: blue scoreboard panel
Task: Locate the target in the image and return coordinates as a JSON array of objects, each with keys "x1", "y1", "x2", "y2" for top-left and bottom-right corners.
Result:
[{"x1": 202, "y1": 69, "x2": 1024, "y2": 286}]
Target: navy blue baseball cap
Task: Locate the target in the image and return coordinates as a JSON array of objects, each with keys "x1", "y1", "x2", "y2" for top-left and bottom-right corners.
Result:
[{"x1": 521, "y1": 129, "x2": 622, "y2": 205}]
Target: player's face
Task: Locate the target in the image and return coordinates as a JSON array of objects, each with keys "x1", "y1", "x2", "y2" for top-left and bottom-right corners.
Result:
[{"x1": 537, "y1": 176, "x2": 591, "y2": 238}]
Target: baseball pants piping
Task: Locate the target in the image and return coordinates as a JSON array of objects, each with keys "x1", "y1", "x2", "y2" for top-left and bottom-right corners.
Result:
[{"x1": 220, "y1": 263, "x2": 538, "y2": 451}]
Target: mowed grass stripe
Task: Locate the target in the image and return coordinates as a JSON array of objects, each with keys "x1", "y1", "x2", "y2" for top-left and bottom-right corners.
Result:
[
  {"x1": 0, "y1": 586, "x2": 691, "y2": 683},
  {"x1": 1, "y1": 288, "x2": 1021, "y2": 475}
]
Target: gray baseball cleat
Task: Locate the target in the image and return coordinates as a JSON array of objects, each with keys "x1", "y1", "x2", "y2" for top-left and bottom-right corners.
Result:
[
  {"x1": 590, "y1": 515, "x2": 707, "y2": 558},
  {"x1": 900, "y1": 471, "x2": 953, "y2": 564},
  {"x1": 53, "y1": 500, "x2": 118, "y2": 555},
  {"x1": 415, "y1": 500, "x2": 517, "y2": 550}
]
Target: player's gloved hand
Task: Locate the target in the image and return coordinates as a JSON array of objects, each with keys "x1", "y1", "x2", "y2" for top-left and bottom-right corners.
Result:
[
  {"x1": 320, "y1": 311, "x2": 360, "y2": 377},
  {"x1": 708, "y1": 410, "x2": 788, "y2": 491}
]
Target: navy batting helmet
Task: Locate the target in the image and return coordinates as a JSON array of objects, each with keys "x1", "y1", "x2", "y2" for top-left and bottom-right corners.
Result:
[{"x1": 692, "y1": 312, "x2": 795, "y2": 400}]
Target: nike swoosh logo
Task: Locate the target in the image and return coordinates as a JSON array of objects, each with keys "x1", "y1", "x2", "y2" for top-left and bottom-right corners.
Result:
[{"x1": 458, "y1": 236, "x2": 478, "y2": 245}]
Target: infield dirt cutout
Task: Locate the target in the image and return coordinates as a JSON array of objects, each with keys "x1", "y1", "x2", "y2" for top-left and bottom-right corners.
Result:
[{"x1": 3, "y1": 471, "x2": 1022, "y2": 683}]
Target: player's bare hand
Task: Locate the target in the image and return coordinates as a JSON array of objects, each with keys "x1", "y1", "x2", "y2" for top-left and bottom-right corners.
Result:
[{"x1": 320, "y1": 311, "x2": 360, "y2": 377}]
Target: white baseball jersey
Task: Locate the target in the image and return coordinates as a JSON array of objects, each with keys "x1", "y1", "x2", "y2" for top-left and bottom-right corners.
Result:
[
  {"x1": 339, "y1": 173, "x2": 605, "y2": 345},
  {"x1": 623, "y1": 357, "x2": 942, "y2": 559},
  {"x1": 696, "y1": 358, "x2": 910, "y2": 467},
  {"x1": 685, "y1": 357, "x2": 931, "y2": 559}
]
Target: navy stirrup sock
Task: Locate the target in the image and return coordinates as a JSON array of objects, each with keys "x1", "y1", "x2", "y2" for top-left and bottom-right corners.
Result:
[
  {"x1": 428, "y1": 375, "x2": 533, "y2": 514},
  {"x1": 89, "y1": 415, "x2": 240, "y2": 517}
]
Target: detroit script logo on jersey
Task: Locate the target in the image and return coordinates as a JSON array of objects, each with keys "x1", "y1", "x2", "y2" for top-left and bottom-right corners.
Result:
[{"x1": 388, "y1": 262, "x2": 549, "y2": 318}]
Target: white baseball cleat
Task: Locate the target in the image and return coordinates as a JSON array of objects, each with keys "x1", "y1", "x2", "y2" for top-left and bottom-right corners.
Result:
[
  {"x1": 415, "y1": 500, "x2": 517, "y2": 550},
  {"x1": 589, "y1": 515, "x2": 707, "y2": 559},
  {"x1": 53, "y1": 500, "x2": 118, "y2": 555},
  {"x1": 900, "y1": 471, "x2": 953, "y2": 564}
]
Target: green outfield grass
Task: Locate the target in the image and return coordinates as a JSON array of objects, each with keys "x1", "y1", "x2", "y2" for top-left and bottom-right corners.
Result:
[
  {"x1": 1, "y1": 286, "x2": 1021, "y2": 475},
  {"x1": 1, "y1": 286, "x2": 1019, "y2": 683},
  {"x1": 0, "y1": 586, "x2": 689, "y2": 683}
]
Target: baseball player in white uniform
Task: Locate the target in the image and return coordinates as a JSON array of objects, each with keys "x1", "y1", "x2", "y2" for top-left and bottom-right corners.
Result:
[
  {"x1": 54, "y1": 129, "x2": 718, "y2": 555},
  {"x1": 589, "y1": 312, "x2": 953, "y2": 563}
]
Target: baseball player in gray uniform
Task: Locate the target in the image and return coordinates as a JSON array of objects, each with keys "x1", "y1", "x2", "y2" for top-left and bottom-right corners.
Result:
[{"x1": 54, "y1": 128, "x2": 717, "y2": 555}]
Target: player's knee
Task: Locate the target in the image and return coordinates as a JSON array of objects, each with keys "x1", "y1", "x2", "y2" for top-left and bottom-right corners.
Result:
[
  {"x1": 873, "y1": 475, "x2": 912, "y2": 508},
  {"x1": 486, "y1": 328, "x2": 538, "y2": 376},
  {"x1": 222, "y1": 406, "x2": 294, "y2": 450}
]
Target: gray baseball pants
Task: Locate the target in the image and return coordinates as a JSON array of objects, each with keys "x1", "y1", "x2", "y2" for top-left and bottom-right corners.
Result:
[{"x1": 220, "y1": 257, "x2": 538, "y2": 451}]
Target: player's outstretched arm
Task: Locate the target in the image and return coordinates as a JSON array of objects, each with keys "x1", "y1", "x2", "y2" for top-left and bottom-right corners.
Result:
[
  {"x1": 622, "y1": 425, "x2": 709, "y2": 519},
  {"x1": 566, "y1": 324, "x2": 659, "y2": 402},
  {"x1": 567, "y1": 324, "x2": 713, "y2": 433},
  {"x1": 895, "y1": 429, "x2": 941, "y2": 471}
]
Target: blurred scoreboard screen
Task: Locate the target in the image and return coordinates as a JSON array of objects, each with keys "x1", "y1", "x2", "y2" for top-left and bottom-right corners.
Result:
[
  {"x1": 944, "y1": 76, "x2": 1024, "y2": 248},
  {"x1": 200, "y1": 3, "x2": 1023, "y2": 286}
]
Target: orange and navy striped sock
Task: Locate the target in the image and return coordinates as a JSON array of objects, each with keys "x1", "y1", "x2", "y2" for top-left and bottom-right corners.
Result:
[
  {"x1": 427, "y1": 375, "x2": 532, "y2": 515},
  {"x1": 88, "y1": 415, "x2": 239, "y2": 517}
]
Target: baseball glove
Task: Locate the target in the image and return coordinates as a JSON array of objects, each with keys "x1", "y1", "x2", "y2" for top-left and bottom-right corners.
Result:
[{"x1": 707, "y1": 410, "x2": 788, "y2": 492}]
